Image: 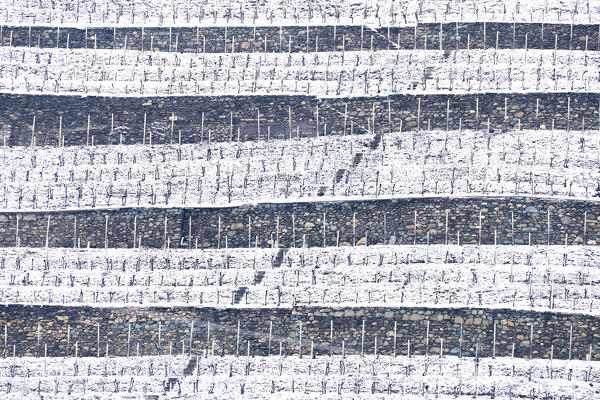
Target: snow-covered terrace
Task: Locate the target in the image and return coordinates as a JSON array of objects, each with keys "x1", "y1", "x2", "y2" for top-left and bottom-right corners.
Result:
[
  {"x1": 1, "y1": 129, "x2": 599, "y2": 211},
  {"x1": 2, "y1": 0, "x2": 599, "y2": 27},
  {"x1": 0, "y1": 354, "x2": 596, "y2": 398},
  {"x1": 0, "y1": 245, "x2": 598, "y2": 313},
  {"x1": 0, "y1": 48, "x2": 597, "y2": 97}
]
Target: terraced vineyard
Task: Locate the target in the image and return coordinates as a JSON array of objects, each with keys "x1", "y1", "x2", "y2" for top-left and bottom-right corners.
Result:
[{"x1": 0, "y1": 0, "x2": 600, "y2": 398}]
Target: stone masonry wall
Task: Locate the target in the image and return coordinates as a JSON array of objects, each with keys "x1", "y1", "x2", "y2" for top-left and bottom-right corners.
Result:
[
  {"x1": 0, "y1": 93, "x2": 598, "y2": 146},
  {"x1": 0, "y1": 305, "x2": 597, "y2": 361},
  {"x1": 0, "y1": 197, "x2": 598, "y2": 248},
  {"x1": 0, "y1": 208, "x2": 182, "y2": 249},
  {"x1": 3, "y1": 23, "x2": 599, "y2": 52}
]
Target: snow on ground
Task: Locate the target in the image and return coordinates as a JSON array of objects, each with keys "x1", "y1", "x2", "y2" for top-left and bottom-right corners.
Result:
[
  {"x1": 0, "y1": 245, "x2": 598, "y2": 314},
  {"x1": 1, "y1": 47, "x2": 598, "y2": 97},
  {"x1": 3, "y1": 0, "x2": 599, "y2": 27},
  {"x1": 0, "y1": 354, "x2": 597, "y2": 398},
  {"x1": 2, "y1": 129, "x2": 599, "y2": 211}
]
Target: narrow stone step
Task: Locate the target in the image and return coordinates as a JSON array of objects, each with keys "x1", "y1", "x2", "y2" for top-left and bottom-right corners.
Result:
[
  {"x1": 352, "y1": 152, "x2": 363, "y2": 167},
  {"x1": 233, "y1": 287, "x2": 248, "y2": 304},
  {"x1": 335, "y1": 168, "x2": 347, "y2": 184},
  {"x1": 254, "y1": 271, "x2": 266, "y2": 285},
  {"x1": 183, "y1": 356, "x2": 198, "y2": 376},
  {"x1": 369, "y1": 134, "x2": 382, "y2": 150},
  {"x1": 164, "y1": 377, "x2": 179, "y2": 393},
  {"x1": 272, "y1": 248, "x2": 288, "y2": 268}
]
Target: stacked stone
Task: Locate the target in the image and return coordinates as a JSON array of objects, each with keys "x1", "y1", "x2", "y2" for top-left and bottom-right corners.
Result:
[
  {"x1": 2, "y1": 23, "x2": 599, "y2": 52},
  {"x1": 0, "y1": 93, "x2": 598, "y2": 146},
  {"x1": 0, "y1": 305, "x2": 597, "y2": 360},
  {"x1": 0, "y1": 197, "x2": 597, "y2": 248}
]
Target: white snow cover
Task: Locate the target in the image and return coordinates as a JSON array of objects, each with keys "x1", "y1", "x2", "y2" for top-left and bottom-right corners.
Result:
[
  {"x1": 2, "y1": 0, "x2": 600, "y2": 27},
  {"x1": 2, "y1": 129, "x2": 600, "y2": 211},
  {"x1": 0, "y1": 354, "x2": 597, "y2": 398},
  {"x1": 0, "y1": 245, "x2": 598, "y2": 314},
  {"x1": 1, "y1": 47, "x2": 598, "y2": 97}
]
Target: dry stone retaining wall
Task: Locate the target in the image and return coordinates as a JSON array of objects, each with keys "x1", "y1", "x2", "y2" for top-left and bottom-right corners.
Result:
[
  {"x1": 0, "y1": 197, "x2": 597, "y2": 248},
  {"x1": 0, "y1": 305, "x2": 596, "y2": 361},
  {"x1": 3, "y1": 23, "x2": 600, "y2": 52},
  {"x1": 0, "y1": 93, "x2": 598, "y2": 146}
]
